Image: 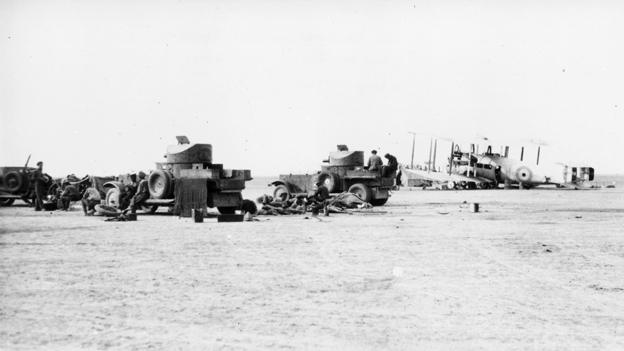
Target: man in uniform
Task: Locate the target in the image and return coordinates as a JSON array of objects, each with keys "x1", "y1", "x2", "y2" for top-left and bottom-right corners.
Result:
[
  {"x1": 383, "y1": 153, "x2": 398, "y2": 177},
  {"x1": 366, "y1": 150, "x2": 383, "y2": 171},
  {"x1": 119, "y1": 173, "x2": 138, "y2": 210},
  {"x1": 30, "y1": 161, "x2": 46, "y2": 211},
  {"x1": 59, "y1": 180, "x2": 81, "y2": 210},
  {"x1": 308, "y1": 180, "x2": 330, "y2": 216},
  {"x1": 81, "y1": 187, "x2": 101, "y2": 215},
  {"x1": 129, "y1": 171, "x2": 149, "y2": 214}
]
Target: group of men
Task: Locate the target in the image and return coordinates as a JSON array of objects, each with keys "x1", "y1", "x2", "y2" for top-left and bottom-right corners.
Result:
[
  {"x1": 29, "y1": 161, "x2": 150, "y2": 215},
  {"x1": 306, "y1": 148, "x2": 401, "y2": 216},
  {"x1": 365, "y1": 150, "x2": 399, "y2": 178}
]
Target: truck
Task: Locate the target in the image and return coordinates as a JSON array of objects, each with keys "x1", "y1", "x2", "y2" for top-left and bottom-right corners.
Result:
[
  {"x1": 102, "y1": 136, "x2": 252, "y2": 215},
  {"x1": 0, "y1": 156, "x2": 55, "y2": 207},
  {"x1": 270, "y1": 147, "x2": 395, "y2": 206}
]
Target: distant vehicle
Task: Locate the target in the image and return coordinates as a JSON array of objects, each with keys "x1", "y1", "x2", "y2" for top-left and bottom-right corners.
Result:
[
  {"x1": 270, "y1": 146, "x2": 395, "y2": 206},
  {"x1": 0, "y1": 156, "x2": 54, "y2": 206},
  {"x1": 103, "y1": 136, "x2": 252, "y2": 215}
]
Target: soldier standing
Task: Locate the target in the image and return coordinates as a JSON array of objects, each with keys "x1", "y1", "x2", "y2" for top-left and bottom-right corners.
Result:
[
  {"x1": 383, "y1": 153, "x2": 398, "y2": 177},
  {"x1": 30, "y1": 161, "x2": 45, "y2": 211}
]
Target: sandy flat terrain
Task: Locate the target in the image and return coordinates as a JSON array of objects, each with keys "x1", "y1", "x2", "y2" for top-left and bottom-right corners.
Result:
[{"x1": 1, "y1": 183, "x2": 624, "y2": 350}]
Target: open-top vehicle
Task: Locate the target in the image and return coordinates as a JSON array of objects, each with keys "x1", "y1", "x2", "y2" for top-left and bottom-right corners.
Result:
[{"x1": 270, "y1": 147, "x2": 395, "y2": 206}]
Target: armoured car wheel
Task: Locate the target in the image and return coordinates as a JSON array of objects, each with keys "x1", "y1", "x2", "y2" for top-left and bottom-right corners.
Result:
[
  {"x1": 217, "y1": 207, "x2": 237, "y2": 214},
  {"x1": 5, "y1": 171, "x2": 24, "y2": 193},
  {"x1": 317, "y1": 172, "x2": 339, "y2": 193},
  {"x1": 149, "y1": 170, "x2": 173, "y2": 199},
  {"x1": 273, "y1": 185, "x2": 290, "y2": 202},
  {"x1": 105, "y1": 188, "x2": 121, "y2": 209},
  {"x1": 370, "y1": 198, "x2": 388, "y2": 206},
  {"x1": 348, "y1": 183, "x2": 372, "y2": 203},
  {"x1": 0, "y1": 198, "x2": 15, "y2": 206}
]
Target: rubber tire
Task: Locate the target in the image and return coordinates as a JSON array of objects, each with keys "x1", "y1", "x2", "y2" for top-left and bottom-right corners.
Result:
[
  {"x1": 4, "y1": 171, "x2": 24, "y2": 193},
  {"x1": 105, "y1": 187, "x2": 122, "y2": 209},
  {"x1": 370, "y1": 198, "x2": 388, "y2": 206},
  {"x1": 273, "y1": 184, "x2": 290, "y2": 202},
  {"x1": 148, "y1": 170, "x2": 173, "y2": 199},
  {"x1": 516, "y1": 166, "x2": 532, "y2": 183},
  {"x1": 0, "y1": 198, "x2": 15, "y2": 206},
  {"x1": 348, "y1": 183, "x2": 372, "y2": 203},
  {"x1": 317, "y1": 172, "x2": 339, "y2": 193},
  {"x1": 217, "y1": 207, "x2": 238, "y2": 215},
  {"x1": 448, "y1": 181, "x2": 456, "y2": 190}
]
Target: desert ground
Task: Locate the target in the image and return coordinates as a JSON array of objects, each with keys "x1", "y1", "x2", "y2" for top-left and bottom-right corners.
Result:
[{"x1": 1, "y1": 178, "x2": 624, "y2": 350}]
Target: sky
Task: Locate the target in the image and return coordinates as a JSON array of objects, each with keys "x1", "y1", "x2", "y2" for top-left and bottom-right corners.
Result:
[{"x1": 1, "y1": 0, "x2": 623, "y2": 177}]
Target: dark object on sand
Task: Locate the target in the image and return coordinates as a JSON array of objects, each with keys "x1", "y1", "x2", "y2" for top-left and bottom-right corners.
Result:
[
  {"x1": 471, "y1": 203, "x2": 480, "y2": 213},
  {"x1": 241, "y1": 199, "x2": 258, "y2": 214},
  {"x1": 192, "y1": 208, "x2": 204, "y2": 223},
  {"x1": 218, "y1": 214, "x2": 244, "y2": 222}
]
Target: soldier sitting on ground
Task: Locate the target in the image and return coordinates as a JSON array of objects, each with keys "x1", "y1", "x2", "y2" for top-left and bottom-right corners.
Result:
[
  {"x1": 307, "y1": 180, "x2": 330, "y2": 216},
  {"x1": 128, "y1": 171, "x2": 149, "y2": 214},
  {"x1": 81, "y1": 187, "x2": 101, "y2": 216}
]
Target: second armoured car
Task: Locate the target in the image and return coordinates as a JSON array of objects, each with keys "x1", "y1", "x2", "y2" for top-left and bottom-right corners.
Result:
[{"x1": 270, "y1": 146, "x2": 395, "y2": 206}]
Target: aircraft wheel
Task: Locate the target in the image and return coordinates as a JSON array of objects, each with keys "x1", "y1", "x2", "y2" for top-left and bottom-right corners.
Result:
[{"x1": 348, "y1": 183, "x2": 372, "y2": 203}]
